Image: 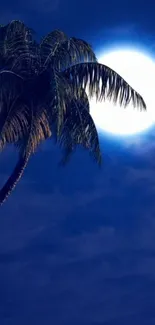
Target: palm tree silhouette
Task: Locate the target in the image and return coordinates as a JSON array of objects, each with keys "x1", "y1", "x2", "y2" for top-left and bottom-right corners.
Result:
[{"x1": 0, "y1": 20, "x2": 146, "y2": 205}]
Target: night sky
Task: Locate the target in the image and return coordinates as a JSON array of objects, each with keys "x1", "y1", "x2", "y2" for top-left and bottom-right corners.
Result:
[{"x1": 1, "y1": 1, "x2": 155, "y2": 324}]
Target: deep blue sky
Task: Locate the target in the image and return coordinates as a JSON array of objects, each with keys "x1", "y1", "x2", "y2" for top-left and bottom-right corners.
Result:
[{"x1": 1, "y1": 1, "x2": 155, "y2": 324}]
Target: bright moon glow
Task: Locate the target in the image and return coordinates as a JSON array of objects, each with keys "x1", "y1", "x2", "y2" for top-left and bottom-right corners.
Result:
[{"x1": 89, "y1": 49, "x2": 155, "y2": 136}]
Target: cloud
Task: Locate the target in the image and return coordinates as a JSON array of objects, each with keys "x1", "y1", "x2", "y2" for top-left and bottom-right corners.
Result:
[{"x1": 0, "y1": 141, "x2": 155, "y2": 324}]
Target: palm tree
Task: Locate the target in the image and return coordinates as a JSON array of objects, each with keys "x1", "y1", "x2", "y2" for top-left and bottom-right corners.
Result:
[{"x1": 0, "y1": 20, "x2": 146, "y2": 205}]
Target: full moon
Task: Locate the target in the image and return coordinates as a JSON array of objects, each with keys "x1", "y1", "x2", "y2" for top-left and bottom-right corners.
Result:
[{"x1": 89, "y1": 49, "x2": 155, "y2": 136}]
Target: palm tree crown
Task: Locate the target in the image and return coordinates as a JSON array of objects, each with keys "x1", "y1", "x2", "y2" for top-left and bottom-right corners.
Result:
[{"x1": 0, "y1": 20, "x2": 146, "y2": 205}]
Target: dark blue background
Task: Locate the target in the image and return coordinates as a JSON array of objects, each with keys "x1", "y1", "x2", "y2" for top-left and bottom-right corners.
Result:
[{"x1": 0, "y1": 1, "x2": 155, "y2": 324}]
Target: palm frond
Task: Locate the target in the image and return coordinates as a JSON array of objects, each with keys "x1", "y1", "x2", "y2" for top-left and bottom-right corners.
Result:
[
  {"x1": 15, "y1": 102, "x2": 51, "y2": 156},
  {"x1": 40, "y1": 30, "x2": 68, "y2": 67},
  {"x1": 68, "y1": 37, "x2": 97, "y2": 63},
  {"x1": 0, "y1": 25, "x2": 7, "y2": 66},
  {"x1": 59, "y1": 96, "x2": 101, "y2": 165},
  {"x1": 0, "y1": 69, "x2": 24, "y2": 79},
  {"x1": 1, "y1": 20, "x2": 39, "y2": 77},
  {"x1": 63, "y1": 62, "x2": 146, "y2": 110},
  {"x1": 47, "y1": 68, "x2": 72, "y2": 135},
  {"x1": 1, "y1": 106, "x2": 29, "y2": 147},
  {"x1": 40, "y1": 30, "x2": 97, "y2": 71},
  {"x1": 10, "y1": 40, "x2": 40, "y2": 77},
  {"x1": 76, "y1": 88, "x2": 90, "y2": 112},
  {"x1": 3, "y1": 20, "x2": 32, "y2": 54},
  {"x1": 0, "y1": 70, "x2": 24, "y2": 150},
  {"x1": 26, "y1": 110, "x2": 51, "y2": 154},
  {"x1": 51, "y1": 37, "x2": 97, "y2": 70}
]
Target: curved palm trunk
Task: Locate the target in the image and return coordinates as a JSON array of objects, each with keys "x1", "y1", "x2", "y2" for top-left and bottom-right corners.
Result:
[{"x1": 0, "y1": 153, "x2": 31, "y2": 205}]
